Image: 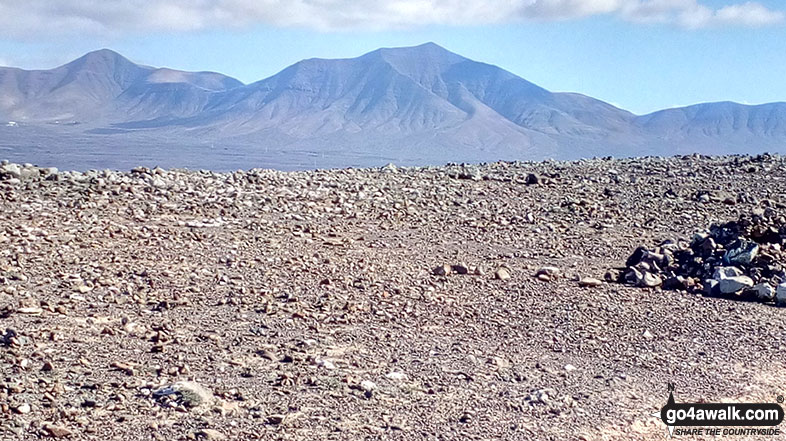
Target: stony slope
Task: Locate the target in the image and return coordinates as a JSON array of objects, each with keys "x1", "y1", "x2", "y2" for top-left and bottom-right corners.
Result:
[{"x1": 1, "y1": 154, "x2": 785, "y2": 440}]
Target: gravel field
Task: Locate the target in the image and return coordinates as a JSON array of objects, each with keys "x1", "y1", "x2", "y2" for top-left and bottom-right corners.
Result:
[{"x1": 2, "y1": 154, "x2": 786, "y2": 440}]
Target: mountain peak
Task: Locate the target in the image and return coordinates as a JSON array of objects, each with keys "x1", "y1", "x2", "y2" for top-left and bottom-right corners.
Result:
[
  {"x1": 373, "y1": 42, "x2": 464, "y2": 61},
  {"x1": 358, "y1": 42, "x2": 468, "y2": 86},
  {"x1": 56, "y1": 48, "x2": 143, "y2": 79},
  {"x1": 84, "y1": 48, "x2": 126, "y2": 58},
  {"x1": 69, "y1": 48, "x2": 134, "y2": 66}
]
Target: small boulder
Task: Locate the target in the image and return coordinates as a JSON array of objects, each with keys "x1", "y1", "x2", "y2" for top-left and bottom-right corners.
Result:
[
  {"x1": 195, "y1": 429, "x2": 227, "y2": 440},
  {"x1": 640, "y1": 272, "x2": 662, "y2": 287},
  {"x1": 432, "y1": 265, "x2": 451, "y2": 276},
  {"x1": 578, "y1": 277, "x2": 602, "y2": 288},
  {"x1": 43, "y1": 424, "x2": 73, "y2": 438},
  {"x1": 699, "y1": 237, "x2": 716, "y2": 253},
  {"x1": 154, "y1": 381, "x2": 214, "y2": 408},
  {"x1": 703, "y1": 279, "x2": 719, "y2": 296},
  {"x1": 19, "y1": 166, "x2": 38, "y2": 180},
  {"x1": 604, "y1": 269, "x2": 622, "y2": 282},
  {"x1": 494, "y1": 267, "x2": 511, "y2": 280},
  {"x1": 451, "y1": 264, "x2": 470, "y2": 275},
  {"x1": 386, "y1": 371, "x2": 407, "y2": 381},
  {"x1": 360, "y1": 380, "x2": 377, "y2": 398},
  {"x1": 1, "y1": 163, "x2": 21, "y2": 179},
  {"x1": 776, "y1": 283, "x2": 786, "y2": 306},
  {"x1": 663, "y1": 276, "x2": 688, "y2": 290},
  {"x1": 535, "y1": 266, "x2": 560, "y2": 281},
  {"x1": 524, "y1": 173, "x2": 540, "y2": 185},
  {"x1": 713, "y1": 266, "x2": 743, "y2": 281},
  {"x1": 718, "y1": 276, "x2": 754, "y2": 294},
  {"x1": 752, "y1": 283, "x2": 775, "y2": 302},
  {"x1": 457, "y1": 166, "x2": 481, "y2": 181},
  {"x1": 723, "y1": 240, "x2": 759, "y2": 266},
  {"x1": 625, "y1": 267, "x2": 661, "y2": 287}
]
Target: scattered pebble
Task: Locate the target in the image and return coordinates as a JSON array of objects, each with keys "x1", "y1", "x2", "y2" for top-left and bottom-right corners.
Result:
[
  {"x1": 494, "y1": 267, "x2": 511, "y2": 280},
  {"x1": 578, "y1": 277, "x2": 602, "y2": 288}
]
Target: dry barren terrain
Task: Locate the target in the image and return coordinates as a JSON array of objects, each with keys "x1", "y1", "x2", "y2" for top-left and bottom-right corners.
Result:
[{"x1": 2, "y1": 154, "x2": 786, "y2": 440}]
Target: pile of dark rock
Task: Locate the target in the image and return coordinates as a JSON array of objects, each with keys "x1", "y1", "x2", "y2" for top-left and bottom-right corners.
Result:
[{"x1": 614, "y1": 210, "x2": 786, "y2": 305}]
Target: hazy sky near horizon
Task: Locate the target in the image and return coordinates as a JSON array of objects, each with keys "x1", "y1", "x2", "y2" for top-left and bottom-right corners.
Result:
[{"x1": 0, "y1": 0, "x2": 785, "y2": 114}]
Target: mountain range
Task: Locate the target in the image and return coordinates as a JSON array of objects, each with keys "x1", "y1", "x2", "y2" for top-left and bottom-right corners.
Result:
[{"x1": 1, "y1": 43, "x2": 784, "y2": 170}]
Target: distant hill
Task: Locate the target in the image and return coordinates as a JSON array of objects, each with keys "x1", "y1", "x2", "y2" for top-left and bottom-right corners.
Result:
[
  {"x1": 0, "y1": 43, "x2": 784, "y2": 170},
  {"x1": 0, "y1": 49, "x2": 241, "y2": 122}
]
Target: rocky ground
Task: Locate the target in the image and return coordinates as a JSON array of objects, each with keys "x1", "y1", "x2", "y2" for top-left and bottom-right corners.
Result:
[{"x1": 2, "y1": 154, "x2": 786, "y2": 441}]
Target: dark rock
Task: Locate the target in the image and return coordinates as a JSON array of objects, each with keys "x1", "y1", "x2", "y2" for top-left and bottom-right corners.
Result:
[
  {"x1": 451, "y1": 264, "x2": 470, "y2": 275},
  {"x1": 524, "y1": 173, "x2": 540, "y2": 185},
  {"x1": 620, "y1": 212, "x2": 786, "y2": 305},
  {"x1": 723, "y1": 240, "x2": 759, "y2": 266}
]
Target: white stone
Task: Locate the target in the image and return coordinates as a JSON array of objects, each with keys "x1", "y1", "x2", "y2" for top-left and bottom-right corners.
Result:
[
  {"x1": 386, "y1": 371, "x2": 407, "y2": 381},
  {"x1": 2, "y1": 163, "x2": 21, "y2": 178},
  {"x1": 718, "y1": 276, "x2": 753, "y2": 294},
  {"x1": 495, "y1": 267, "x2": 511, "y2": 280},
  {"x1": 360, "y1": 380, "x2": 377, "y2": 392},
  {"x1": 154, "y1": 381, "x2": 214, "y2": 408},
  {"x1": 19, "y1": 167, "x2": 38, "y2": 180},
  {"x1": 151, "y1": 177, "x2": 169, "y2": 189},
  {"x1": 317, "y1": 359, "x2": 336, "y2": 370},
  {"x1": 536, "y1": 266, "x2": 560, "y2": 277},
  {"x1": 639, "y1": 272, "x2": 662, "y2": 288},
  {"x1": 579, "y1": 277, "x2": 602, "y2": 287}
]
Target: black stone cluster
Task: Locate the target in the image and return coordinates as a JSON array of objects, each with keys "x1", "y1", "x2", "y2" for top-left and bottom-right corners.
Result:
[{"x1": 612, "y1": 210, "x2": 786, "y2": 303}]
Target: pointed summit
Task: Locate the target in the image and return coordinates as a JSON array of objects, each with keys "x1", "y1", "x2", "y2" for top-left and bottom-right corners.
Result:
[
  {"x1": 55, "y1": 48, "x2": 147, "y2": 88},
  {"x1": 60, "y1": 48, "x2": 139, "y2": 72},
  {"x1": 47, "y1": 49, "x2": 149, "y2": 101}
]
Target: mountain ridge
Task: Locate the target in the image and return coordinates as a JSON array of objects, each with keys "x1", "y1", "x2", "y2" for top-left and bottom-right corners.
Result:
[{"x1": 1, "y1": 43, "x2": 785, "y2": 170}]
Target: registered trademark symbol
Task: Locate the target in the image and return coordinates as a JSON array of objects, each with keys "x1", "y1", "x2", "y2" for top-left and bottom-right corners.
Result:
[{"x1": 777, "y1": 395, "x2": 784, "y2": 403}]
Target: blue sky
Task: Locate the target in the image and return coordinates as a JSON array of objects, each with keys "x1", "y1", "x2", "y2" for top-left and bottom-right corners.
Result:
[{"x1": 0, "y1": 0, "x2": 784, "y2": 115}]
